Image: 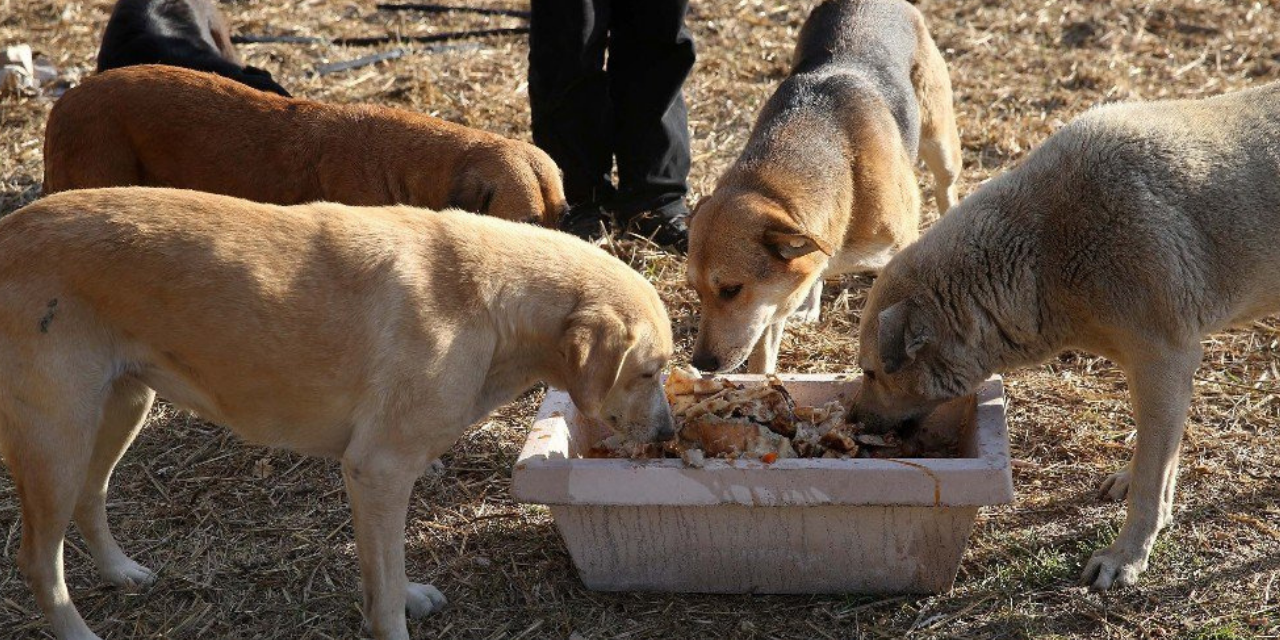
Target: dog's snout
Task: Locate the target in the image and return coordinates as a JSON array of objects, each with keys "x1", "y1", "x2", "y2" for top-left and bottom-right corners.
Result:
[
  {"x1": 653, "y1": 405, "x2": 677, "y2": 442},
  {"x1": 691, "y1": 352, "x2": 720, "y2": 372}
]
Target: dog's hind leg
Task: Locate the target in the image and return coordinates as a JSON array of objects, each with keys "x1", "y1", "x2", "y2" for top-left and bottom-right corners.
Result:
[
  {"x1": 1081, "y1": 344, "x2": 1200, "y2": 591},
  {"x1": 74, "y1": 376, "x2": 156, "y2": 588},
  {"x1": 342, "y1": 439, "x2": 439, "y2": 640},
  {"x1": 5, "y1": 391, "x2": 106, "y2": 639},
  {"x1": 919, "y1": 133, "x2": 961, "y2": 217},
  {"x1": 910, "y1": 14, "x2": 962, "y2": 216},
  {"x1": 42, "y1": 105, "x2": 143, "y2": 194},
  {"x1": 43, "y1": 146, "x2": 142, "y2": 195}
]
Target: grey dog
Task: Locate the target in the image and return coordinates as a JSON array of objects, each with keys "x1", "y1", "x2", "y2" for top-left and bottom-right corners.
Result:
[{"x1": 855, "y1": 81, "x2": 1280, "y2": 589}]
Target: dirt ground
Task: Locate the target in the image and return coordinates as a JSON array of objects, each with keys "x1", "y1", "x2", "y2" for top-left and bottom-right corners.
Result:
[{"x1": 2, "y1": 0, "x2": 1280, "y2": 638}]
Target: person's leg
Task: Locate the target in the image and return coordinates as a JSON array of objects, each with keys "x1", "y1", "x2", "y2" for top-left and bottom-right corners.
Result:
[
  {"x1": 528, "y1": 0, "x2": 616, "y2": 238},
  {"x1": 607, "y1": 0, "x2": 695, "y2": 250}
]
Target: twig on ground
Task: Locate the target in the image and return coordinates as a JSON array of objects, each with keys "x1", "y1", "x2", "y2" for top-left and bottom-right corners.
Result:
[
  {"x1": 315, "y1": 42, "x2": 484, "y2": 76},
  {"x1": 233, "y1": 27, "x2": 528, "y2": 47},
  {"x1": 375, "y1": 3, "x2": 530, "y2": 20}
]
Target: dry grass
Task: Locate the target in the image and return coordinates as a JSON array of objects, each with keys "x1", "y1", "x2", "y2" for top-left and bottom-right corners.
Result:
[{"x1": 3, "y1": 0, "x2": 1280, "y2": 638}]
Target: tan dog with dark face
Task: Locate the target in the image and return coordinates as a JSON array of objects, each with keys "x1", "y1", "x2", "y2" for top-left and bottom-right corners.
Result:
[
  {"x1": 43, "y1": 65, "x2": 566, "y2": 226},
  {"x1": 688, "y1": 0, "x2": 961, "y2": 374},
  {"x1": 855, "y1": 82, "x2": 1280, "y2": 591},
  {"x1": 0, "y1": 187, "x2": 672, "y2": 640}
]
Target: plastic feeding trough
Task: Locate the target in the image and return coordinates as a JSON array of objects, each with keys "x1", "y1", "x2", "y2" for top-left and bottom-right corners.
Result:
[{"x1": 512, "y1": 374, "x2": 1012, "y2": 594}]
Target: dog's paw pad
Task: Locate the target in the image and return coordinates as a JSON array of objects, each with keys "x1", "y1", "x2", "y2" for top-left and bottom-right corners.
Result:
[
  {"x1": 100, "y1": 558, "x2": 156, "y2": 588},
  {"x1": 406, "y1": 582, "x2": 446, "y2": 618},
  {"x1": 1098, "y1": 468, "x2": 1131, "y2": 501},
  {"x1": 1080, "y1": 546, "x2": 1146, "y2": 591}
]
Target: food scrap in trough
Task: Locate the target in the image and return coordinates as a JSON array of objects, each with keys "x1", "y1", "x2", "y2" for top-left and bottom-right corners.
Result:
[{"x1": 585, "y1": 366, "x2": 960, "y2": 462}]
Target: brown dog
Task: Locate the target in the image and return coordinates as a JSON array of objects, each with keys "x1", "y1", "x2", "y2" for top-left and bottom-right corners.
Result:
[
  {"x1": 688, "y1": 0, "x2": 961, "y2": 374},
  {"x1": 855, "y1": 82, "x2": 1280, "y2": 590},
  {"x1": 0, "y1": 187, "x2": 671, "y2": 640},
  {"x1": 43, "y1": 65, "x2": 566, "y2": 226}
]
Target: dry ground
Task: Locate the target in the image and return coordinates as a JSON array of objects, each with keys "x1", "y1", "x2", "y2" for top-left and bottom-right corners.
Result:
[{"x1": 2, "y1": 0, "x2": 1280, "y2": 638}]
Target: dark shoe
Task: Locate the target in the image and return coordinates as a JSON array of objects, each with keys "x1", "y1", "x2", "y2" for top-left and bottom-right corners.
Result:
[
  {"x1": 625, "y1": 208, "x2": 689, "y2": 253},
  {"x1": 559, "y1": 203, "x2": 613, "y2": 241}
]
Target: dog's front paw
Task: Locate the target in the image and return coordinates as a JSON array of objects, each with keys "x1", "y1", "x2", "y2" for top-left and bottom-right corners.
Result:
[
  {"x1": 1098, "y1": 466, "x2": 1131, "y2": 501},
  {"x1": 1080, "y1": 544, "x2": 1148, "y2": 591},
  {"x1": 99, "y1": 557, "x2": 156, "y2": 589},
  {"x1": 406, "y1": 582, "x2": 447, "y2": 618},
  {"x1": 792, "y1": 304, "x2": 822, "y2": 325}
]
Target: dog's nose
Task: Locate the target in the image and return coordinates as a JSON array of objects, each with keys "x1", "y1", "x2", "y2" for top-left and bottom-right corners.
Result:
[{"x1": 691, "y1": 352, "x2": 720, "y2": 372}]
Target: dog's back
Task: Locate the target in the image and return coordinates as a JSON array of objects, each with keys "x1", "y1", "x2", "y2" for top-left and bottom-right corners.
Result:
[
  {"x1": 0, "y1": 188, "x2": 586, "y2": 434},
  {"x1": 43, "y1": 66, "x2": 300, "y2": 199},
  {"x1": 729, "y1": 0, "x2": 931, "y2": 219},
  {"x1": 1054, "y1": 82, "x2": 1280, "y2": 329},
  {"x1": 43, "y1": 66, "x2": 564, "y2": 226},
  {"x1": 96, "y1": 0, "x2": 290, "y2": 96},
  {"x1": 787, "y1": 0, "x2": 921, "y2": 152},
  {"x1": 908, "y1": 81, "x2": 1280, "y2": 344}
]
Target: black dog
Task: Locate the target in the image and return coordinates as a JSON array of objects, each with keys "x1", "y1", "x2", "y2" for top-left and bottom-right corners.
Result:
[{"x1": 97, "y1": 0, "x2": 290, "y2": 97}]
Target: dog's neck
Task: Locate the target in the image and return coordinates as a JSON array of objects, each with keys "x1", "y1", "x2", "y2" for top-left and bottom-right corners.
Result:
[
  {"x1": 476, "y1": 288, "x2": 564, "y2": 409},
  {"x1": 473, "y1": 269, "x2": 603, "y2": 412},
  {"x1": 926, "y1": 195, "x2": 1071, "y2": 377}
]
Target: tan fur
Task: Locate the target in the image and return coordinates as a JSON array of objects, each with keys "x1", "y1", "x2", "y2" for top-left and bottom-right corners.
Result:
[
  {"x1": 43, "y1": 65, "x2": 567, "y2": 226},
  {"x1": 855, "y1": 82, "x2": 1280, "y2": 591},
  {"x1": 687, "y1": 0, "x2": 961, "y2": 374},
  {"x1": 0, "y1": 187, "x2": 671, "y2": 640}
]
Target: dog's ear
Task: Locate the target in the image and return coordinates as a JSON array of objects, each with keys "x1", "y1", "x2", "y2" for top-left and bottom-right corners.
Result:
[
  {"x1": 561, "y1": 308, "x2": 636, "y2": 417},
  {"x1": 877, "y1": 301, "x2": 932, "y2": 374},
  {"x1": 448, "y1": 172, "x2": 496, "y2": 215},
  {"x1": 762, "y1": 228, "x2": 833, "y2": 260}
]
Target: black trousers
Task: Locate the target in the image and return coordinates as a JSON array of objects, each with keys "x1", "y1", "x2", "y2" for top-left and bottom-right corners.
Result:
[{"x1": 528, "y1": 0, "x2": 694, "y2": 219}]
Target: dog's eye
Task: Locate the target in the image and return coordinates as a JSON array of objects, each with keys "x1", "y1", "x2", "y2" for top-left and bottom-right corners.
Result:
[
  {"x1": 864, "y1": 370, "x2": 877, "y2": 381},
  {"x1": 640, "y1": 371, "x2": 657, "y2": 379},
  {"x1": 718, "y1": 285, "x2": 742, "y2": 301}
]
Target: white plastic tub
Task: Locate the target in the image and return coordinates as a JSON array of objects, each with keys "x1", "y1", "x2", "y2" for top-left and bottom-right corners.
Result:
[{"x1": 512, "y1": 374, "x2": 1012, "y2": 594}]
